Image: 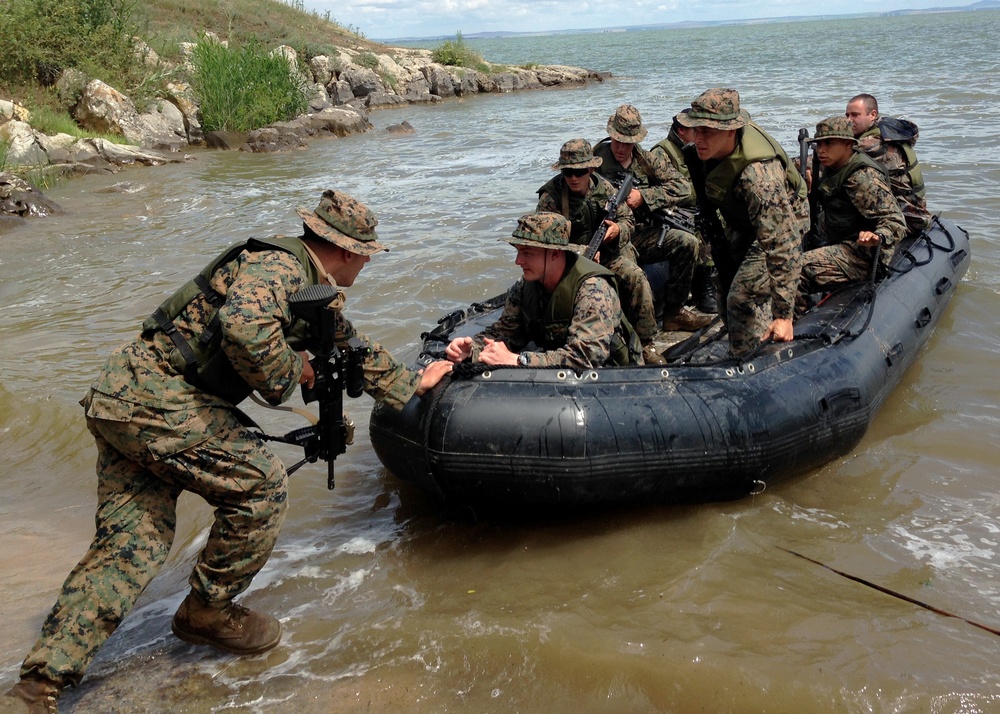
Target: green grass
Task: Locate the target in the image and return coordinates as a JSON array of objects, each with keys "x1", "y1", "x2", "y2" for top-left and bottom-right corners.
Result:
[
  {"x1": 191, "y1": 38, "x2": 310, "y2": 132},
  {"x1": 431, "y1": 32, "x2": 490, "y2": 72}
]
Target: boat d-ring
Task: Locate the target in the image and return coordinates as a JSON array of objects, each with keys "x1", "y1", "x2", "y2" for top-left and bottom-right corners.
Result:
[{"x1": 749, "y1": 479, "x2": 767, "y2": 495}]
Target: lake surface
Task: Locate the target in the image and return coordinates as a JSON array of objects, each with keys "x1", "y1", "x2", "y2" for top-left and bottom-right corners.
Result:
[{"x1": 2, "y1": 9, "x2": 999, "y2": 713}]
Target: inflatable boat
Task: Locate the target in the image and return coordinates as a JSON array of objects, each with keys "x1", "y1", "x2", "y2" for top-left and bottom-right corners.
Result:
[{"x1": 370, "y1": 216, "x2": 970, "y2": 509}]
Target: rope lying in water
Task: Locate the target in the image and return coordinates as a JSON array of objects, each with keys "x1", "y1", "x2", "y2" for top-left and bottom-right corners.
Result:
[{"x1": 778, "y1": 547, "x2": 1000, "y2": 638}]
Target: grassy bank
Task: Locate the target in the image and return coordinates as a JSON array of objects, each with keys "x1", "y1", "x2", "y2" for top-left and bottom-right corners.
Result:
[{"x1": 0, "y1": 0, "x2": 384, "y2": 115}]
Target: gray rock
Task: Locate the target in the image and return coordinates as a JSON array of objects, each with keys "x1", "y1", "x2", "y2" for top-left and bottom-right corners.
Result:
[{"x1": 0, "y1": 172, "x2": 64, "y2": 220}]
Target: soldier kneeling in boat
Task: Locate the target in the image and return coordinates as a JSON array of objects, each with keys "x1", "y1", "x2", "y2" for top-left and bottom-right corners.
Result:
[
  {"x1": 797, "y1": 116, "x2": 906, "y2": 315},
  {"x1": 445, "y1": 212, "x2": 643, "y2": 370}
]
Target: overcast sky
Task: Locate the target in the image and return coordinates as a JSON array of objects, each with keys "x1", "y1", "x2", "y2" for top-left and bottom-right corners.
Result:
[{"x1": 298, "y1": 0, "x2": 968, "y2": 40}]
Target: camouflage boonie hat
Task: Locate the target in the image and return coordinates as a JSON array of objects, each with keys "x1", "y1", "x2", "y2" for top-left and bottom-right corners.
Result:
[
  {"x1": 550, "y1": 138, "x2": 603, "y2": 171},
  {"x1": 607, "y1": 104, "x2": 647, "y2": 143},
  {"x1": 807, "y1": 116, "x2": 858, "y2": 144},
  {"x1": 503, "y1": 212, "x2": 576, "y2": 252},
  {"x1": 676, "y1": 88, "x2": 750, "y2": 130},
  {"x1": 296, "y1": 189, "x2": 388, "y2": 255}
]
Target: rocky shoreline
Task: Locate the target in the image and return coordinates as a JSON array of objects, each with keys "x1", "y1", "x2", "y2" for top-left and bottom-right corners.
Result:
[{"x1": 0, "y1": 39, "x2": 608, "y2": 232}]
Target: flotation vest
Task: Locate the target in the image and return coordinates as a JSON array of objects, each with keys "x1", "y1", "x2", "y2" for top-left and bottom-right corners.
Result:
[
  {"x1": 861, "y1": 117, "x2": 926, "y2": 201},
  {"x1": 703, "y1": 122, "x2": 807, "y2": 261},
  {"x1": 141, "y1": 235, "x2": 320, "y2": 404},
  {"x1": 519, "y1": 253, "x2": 641, "y2": 366},
  {"x1": 817, "y1": 151, "x2": 889, "y2": 244}
]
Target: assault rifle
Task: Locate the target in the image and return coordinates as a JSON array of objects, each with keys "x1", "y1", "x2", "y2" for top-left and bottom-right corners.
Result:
[
  {"x1": 651, "y1": 206, "x2": 699, "y2": 247},
  {"x1": 585, "y1": 173, "x2": 633, "y2": 261},
  {"x1": 797, "y1": 128, "x2": 809, "y2": 181},
  {"x1": 257, "y1": 284, "x2": 365, "y2": 490}
]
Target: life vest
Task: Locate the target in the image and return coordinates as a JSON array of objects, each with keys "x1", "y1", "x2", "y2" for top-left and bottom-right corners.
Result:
[
  {"x1": 860, "y1": 117, "x2": 926, "y2": 201},
  {"x1": 817, "y1": 151, "x2": 889, "y2": 244},
  {"x1": 141, "y1": 235, "x2": 320, "y2": 404},
  {"x1": 518, "y1": 253, "x2": 641, "y2": 367},
  {"x1": 702, "y1": 122, "x2": 807, "y2": 261}
]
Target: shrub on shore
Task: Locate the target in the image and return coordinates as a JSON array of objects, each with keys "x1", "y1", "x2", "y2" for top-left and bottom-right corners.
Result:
[
  {"x1": 191, "y1": 39, "x2": 310, "y2": 133},
  {"x1": 0, "y1": 0, "x2": 147, "y2": 94},
  {"x1": 431, "y1": 32, "x2": 489, "y2": 72}
]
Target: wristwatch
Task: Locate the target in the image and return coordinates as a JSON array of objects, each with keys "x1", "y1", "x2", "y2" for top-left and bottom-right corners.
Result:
[{"x1": 517, "y1": 353, "x2": 530, "y2": 366}]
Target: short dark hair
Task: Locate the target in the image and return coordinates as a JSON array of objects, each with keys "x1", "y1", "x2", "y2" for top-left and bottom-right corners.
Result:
[{"x1": 849, "y1": 93, "x2": 878, "y2": 114}]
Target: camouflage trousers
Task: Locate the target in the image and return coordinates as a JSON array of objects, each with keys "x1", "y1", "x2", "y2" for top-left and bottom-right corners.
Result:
[
  {"x1": 796, "y1": 242, "x2": 878, "y2": 314},
  {"x1": 726, "y1": 249, "x2": 782, "y2": 357},
  {"x1": 602, "y1": 243, "x2": 657, "y2": 344},
  {"x1": 20, "y1": 390, "x2": 288, "y2": 686},
  {"x1": 632, "y1": 225, "x2": 700, "y2": 310}
]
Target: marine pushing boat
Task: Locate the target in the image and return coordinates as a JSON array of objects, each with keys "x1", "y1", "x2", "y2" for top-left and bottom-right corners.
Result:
[{"x1": 369, "y1": 216, "x2": 970, "y2": 509}]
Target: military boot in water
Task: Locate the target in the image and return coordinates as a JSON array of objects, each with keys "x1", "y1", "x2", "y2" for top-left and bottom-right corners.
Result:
[
  {"x1": 171, "y1": 591, "x2": 281, "y2": 655},
  {"x1": 1, "y1": 676, "x2": 61, "y2": 714}
]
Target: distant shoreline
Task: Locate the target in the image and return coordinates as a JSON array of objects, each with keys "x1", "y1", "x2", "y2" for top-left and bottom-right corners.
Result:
[{"x1": 381, "y1": 0, "x2": 1000, "y2": 43}]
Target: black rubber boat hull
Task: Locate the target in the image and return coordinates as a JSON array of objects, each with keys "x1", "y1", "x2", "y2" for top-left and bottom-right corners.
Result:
[{"x1": 371, "y1": 217, "x2": 970, "y2": 508}]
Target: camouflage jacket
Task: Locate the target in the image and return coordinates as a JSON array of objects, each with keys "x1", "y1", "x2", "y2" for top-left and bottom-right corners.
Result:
[
  {"x1": 471, "y1": 275, "x2": 621, "y2": 371},
  {"x1": 817, "y1": 152, "x2": 906, "y2": 261},
  {"x1": 730, "y1": 158, "x2": 808, "y2": 321},
  {"x1": 536, "y1": 174, "x2": 634, "y2": 253},
  {"x1": 93, "y1": 245, "x2": 420, "y2": 412},
  {"x1": 593, "y1": 139, "x2": 695, "y2": 224},
  {"x1": 857, "y1": 128, "x2": 932, "y2": 233}
]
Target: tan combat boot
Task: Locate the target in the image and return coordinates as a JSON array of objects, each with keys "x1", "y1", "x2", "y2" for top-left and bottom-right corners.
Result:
[
  {"x1": 662, "y1": 306, "x2": 712, "y2": 332},
  {"x1": 642, "y1": 344, "x2": 667, "y2": 365},
  {"x1": 171, "y1": 591, "x2": 281, "y2": 655},
  {"x1": 1, "y1": 676, "x2": 61, "y2": 714}
]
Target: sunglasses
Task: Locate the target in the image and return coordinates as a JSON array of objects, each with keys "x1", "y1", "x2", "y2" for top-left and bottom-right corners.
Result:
[{"x1": 561, "y1": 167, "x2": 590, "y2": 178}]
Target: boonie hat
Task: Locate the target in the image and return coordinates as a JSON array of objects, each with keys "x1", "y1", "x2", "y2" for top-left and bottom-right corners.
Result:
[
  {"x1": 550, "y1": 138, "x2": 603, "y2": 171},
  {"x1": 503, "y1": 212, "x2": 576, "y2": 252},
  {"x1": 806, "y1": 116, "x2": 858, "y2": 144},
  {"x1": 676, "y1": 88, "x2": 750, "y2": 130},
  {"x1": 296, "y1": 189, "x2": 388, "y2": 255},
  {"x1": 607, "y1": 104, "x2": 647, "y2": 143}
]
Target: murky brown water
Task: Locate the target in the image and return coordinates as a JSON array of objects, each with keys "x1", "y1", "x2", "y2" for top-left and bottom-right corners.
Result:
[{"x1": 2, "y1": 11, "x2": 1000, "y2": 712}]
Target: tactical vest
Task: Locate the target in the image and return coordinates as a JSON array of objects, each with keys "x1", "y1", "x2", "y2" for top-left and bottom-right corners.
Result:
[
  {"x1": 654, "y1": 131, "x2": 692, "y2": 181},
  {"x1": 817, "y1": 151, "x2": 888, "y2": 244},
  {"x1": 538, "y1": 175, "x2": 607, "y2": 244},
  {"x1": 861, "y1": 118, "x2": 926, "y2": 200},
  {"x1": 519, "y1": 254, "x2": 641, "y2": 367},
  {"x1": 141, "y1": 235, "x2": 319, "y2": 404},
  {"x1": 703, "y1": 123, "x2": 807, "y2": 261}
]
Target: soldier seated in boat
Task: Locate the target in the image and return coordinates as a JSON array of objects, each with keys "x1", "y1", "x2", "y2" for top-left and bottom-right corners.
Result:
[
  {"x1": 444, "y1": 212, "x2": 643, "y2": 370},
  {"x1": 677, "y1": 88, "x2": 808, "y2": 356},
  {"x1": 796, "y1": 116, "x2": 906, "y2": 315},
  {"x1": 593, "y1": 104, "x2": 714, "y2": 328},
  {"x1": 536, "y1": 138, "x2": 664, "y2": 365},
  {"x1": 845, "y1": 93, "x2": 932, "y2": 235}
]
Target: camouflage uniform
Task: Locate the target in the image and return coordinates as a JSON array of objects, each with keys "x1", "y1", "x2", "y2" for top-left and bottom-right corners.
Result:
[
  {"x1": 475, "y1": 273, "x2": 624, "y2": 371},
  {"x1": 469, "y1": 212, "x2": 636, "y2": 370},
  {"x1": 678, "y1": 89, "x2": 807, "y2": 356},
  {"x1": 593, "y1": 105, "x2": 700, "y2": 315},
  {"x1": 18, "y1": 191, "x2": 421, "y2": 688},
  {"x1": 857, "y1": 120, "x2": 932, "y2": 235},
  {"x1": 800, "y1": 117, "x2": 906, "y2": 309},
  {"x1": 536, "y1": 139, "x2": 657, "y2": 345}
]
